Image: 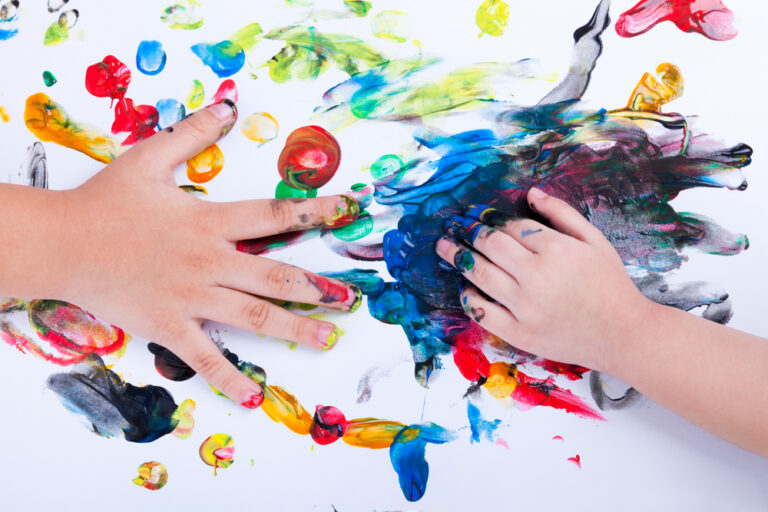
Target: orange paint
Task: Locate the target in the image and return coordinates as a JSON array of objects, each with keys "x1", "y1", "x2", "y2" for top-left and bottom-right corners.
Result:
[
  {"x1": 342, "y1": 419, "x2": 406, "y2": 449},
  {"x1": 626, "y1": 63, "x2": 683, "y2": 112},
  {"x1": 186, "y1": 143, "x2": 224, "y2": 183},
  {"x1": 483, "y1": 361, "x2": 518, "y2": 398},
  {"x1": 261, "y1": 385, "x2": 314, "y2": 435},
  {"x1": 0, "y1": 106, "x2": 9, "y2": 123}
]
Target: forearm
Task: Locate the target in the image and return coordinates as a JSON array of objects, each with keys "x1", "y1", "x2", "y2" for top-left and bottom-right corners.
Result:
[
  {"x1": 612, "y1": 301, "x2": 768, "y2": 457},
  {"x1": 0, "y1": 183, "x2": 71, "y2": 299}
]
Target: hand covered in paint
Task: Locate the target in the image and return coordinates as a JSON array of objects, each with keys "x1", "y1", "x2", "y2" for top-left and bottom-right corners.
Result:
[
  {"x1": 51, "y1": 102, "x2": 361, "y2": 408},
  {"x1": 436, "y1": 188, "x2": 652, "y2": 373}
]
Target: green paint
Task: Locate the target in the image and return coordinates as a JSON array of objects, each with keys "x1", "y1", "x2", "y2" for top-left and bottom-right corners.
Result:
[
  {"x1": 43, "y1": 71, "x2": 57, "y2": 87},
  {"x1": 186, "y1": 80, "x2": 205, "y2": 109},
  {"x1": 332, "y1": 210, "x2": 374, "y2": 241},
  {"x1": 161, "y1": 0, "x2": 204, "y2": 30},
  {"x1": 370, "y1": 154, "x2": 404, "y2": 180},
  {"x1": 455, "y1": 249, "x2": 475, "y2": 272},
  {"x1": 344, "y1": 0, "x2": 372, "y2": 17},
  {"x1": 370, "y1": 10, "x2": 410, "y2": 43},
  {"x1": 43, "y1": 20, "x2": 69, "y2": 46},
  {"x1": 275, "y1": 180, "x2": 318, "y2": 199},
  {"x1": 231, "y1": 23, "x2": 264, "y2": 50}
]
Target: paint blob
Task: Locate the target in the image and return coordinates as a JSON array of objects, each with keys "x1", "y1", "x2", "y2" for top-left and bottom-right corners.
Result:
[
  {"x1": 0, "y1": 105, "x2": 9, "y2": 122},
  {"x1": 476, "y1": 0, "x2": 510, "y2": 37},
  {"x1": 241, "y1": 112, "x2": 279, "y2": 144},
  {"x1": 199, "y1": 434, "x2": 235, "y2": 475},
  {"x1": 616, "y1": 0, "x2": 737, "y2": 40},
  {"x1": 186, "y1": 79, "x2": 205, "y2": 109},
  {"x1": 187, "y1": 144, "x2": 225, "y2": 183},
  {"x1": 43, "y1": 9, "x2": 78, "y2": 45},
  {"x1": 191, "y1": 23, "x2": 262, "y2": 78},
  {"x1": 136, "y1": 40, "x2": 167, "y2": 75},
  {"x1": 132, "y1": 462, "x2": 168, "y2": 490},
  {"x1": 42, "y1": 70, "x2": 57, "y2": 87},
  {"x1": 275, "y1": 180, "x2": 318, "y2": 199},
  {"x1": 0, "y1": 0, "x2": 20, "y2": 41},
  {"x1": 210, "y1": 79, "x2": 238, "y2": 104},
  {"x1": 277, "y1": 125, "x2": 341, "y2": 190},
  {"x1": 156, "y1": 98, "x2": 186, "y2": 129},
  {"x1": 345, "y1": 0, "x2": 372, "y2": 17},
  {"x1": 85, "y1": 55, "x2": 132, "y2": 104}
]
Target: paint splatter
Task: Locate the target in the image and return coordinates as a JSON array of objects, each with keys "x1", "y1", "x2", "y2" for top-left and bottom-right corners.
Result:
[
  {"x1": 199, "y1": 434, "x2": 235, "y2": 475},
  {"x1": 467, "y1": 401, "x2": 501, "y2": 443},
  {"x1": 370, "y1": 10, "x2": 411, "y2": 43},
  {"x1": 552, "y1": 435, "x2": 564, "y2": 441},
  {"x1": 47, "y1": 0, "x2": 69, "y2": 13},
  {"x1": 210, "y1": 79, "x2": 238, "y2": 104},
  {"x1": 112, "y1": 98, "x2": 159, "y2": 145},
  {"x1": 187, "y1": 144, "x2": 224, "y2": 183},
  {"x1": 241, "y1": 112, "x2": 279, "y2": 144},
  {"x1": 476, "y1": 0, "x2": 510, "y2": 37},
  {"x1": 0, "y1": 0, "x2": 20, "y2": 41},
  {"x1": 156, "y1": 98, "x2": 186, "y2": 130},
  {"x1": 24, "y1": 93, "x2": 117, "y2": 163},
  {"x1": 186, "y1": 79, "x2": 205, "y2": 109},
  {"x1": 568, "y1": 454, "x2": 582, "y2": 468},
  {"x1": 179, "y1": 184, "x2": 208, "y2": 197},
  {"x1": 132, "y1": 462, "x2": 168, "y2": 491},
  {"x1": 43, "y1": 9, "x2": 79, "y2": 46},
  {"x1": 47, "y1": 354, "x2": 184, "y2": 442},
  {"x1": 627, "y1": 62, "x2": 683, "y2": 112},
  {"x1": 23, "y1": 142, "x2": 48, "y2": 189},
  {"x1": 136, "y1": 40, "x2": 167, "y2": 75},
  {"x1": 161, "y1": 0, "x2": 203, "y2": 30},
  {"x1": 85, "y1": 55, "x2": 132, "y2": 104},
  {"x1": 345, "y1": 0, "x2": 372, "y2": 17},
  {"x1": 42, "y1": 70, "x2": 57, "y2": 87},
  {"x1": 616, "y1": 0, "x2": 737, "y2": 41},
  {"x1": 191, "y1": 23, "x2": 263, "y2": 78},
  {"x1": 278, "y1": 125, "x2": 341, "y2": 190}
]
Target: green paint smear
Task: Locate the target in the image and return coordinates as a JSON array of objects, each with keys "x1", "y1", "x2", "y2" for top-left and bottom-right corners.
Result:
[
  {"x1": 44, "y1": 21, "x2": 69, "y2": 46},
  {"x1": 231, "y1": 22, "x2": 263, "y2": 50},
  {"x1": 187, "y1": 80, "x2": 205, "y2": 109},
  {"x1": 161, "y1": 0, "x2": 204, "y2": 30},
  {"x1": 370, "y1": 10, "x2": 410, "y2": 43},
  {"x1": 370, "y1": 154, "x2": 404, "y2": 180},
  {"x1": 264, "y1": 26, "x2": 386, "y2": 83},
  {"x1": 332, "y1": 210, "x2": 373, "y2": 241},
  {"x1": 43, "y1": 71, "x2": 57, "y2": 87},
  {"x1": 275, "y1": 180, "x2": 318, "y2": 199},
  {"x1": 345, "y1": 0, "x2": 372, "y2": 17}
]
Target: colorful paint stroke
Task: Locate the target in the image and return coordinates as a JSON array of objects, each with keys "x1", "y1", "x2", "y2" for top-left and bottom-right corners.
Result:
[
  {"x1": 277, "y1": 125, "x2": 341, "y2": 190},
  {"x1": 44, "y1": 9, "x2": 79, "y2": 46},
  {"x1": 136, "y1": 40, "x2": 168, "y2": 75},
  {"x1": 0, "y1": 105, "x2": 9, "y2": 122},
  {"x1": 241, "y1": 112, "x2": 279, "y2": 144},
  {"x1": 161, "y1": 0, "x2": 203, "y2": 30},
  {"x1": 616, "y1": 0, "x2": 737, "y2": 41},
  {"x1": 0, "y1": 0, "x2": 20, "y2": 41},
  {"x1": 0, "y1": 299, "x2": 128, "y2": 365},
  {"x1": 476, "y1": 0, "x2": 510, "y2": 37},
  {"x1": 149, "y1": 344, "x2": 455, "y2": 501},
  {"x1": 24, "y1": 93, "x2": 118, "y2": 163},
  {"x1": 199, "y1": 434, "x2": 235, "y2": 475},
  {"x1": 467, "y1": 401, "x2": 501, "y2": 444},
  {"x1": 186, "y1": 79, "x2": 205, "y2": 109},
  {"x1": 345, "y1": 0, "x2": 372, "y2": 17},
  {"x1": 132, "y1": 462, "x2": 168, "y2": 491},
  {"x1": 191, "y1": 23, "x2": 263, "y2": 78},
  {"x1": 47, "y1": 354, "x2": 191, "y2": 442},
  {"x1": 370, "y1": 10, "x2": 411, "y2": 43}
]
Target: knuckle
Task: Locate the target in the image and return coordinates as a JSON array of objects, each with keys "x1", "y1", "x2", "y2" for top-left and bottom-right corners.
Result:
[
  {"x1": 190, "y1": 351, "x2": 223, "y2": 377},
  {"x1": 265, "y1": 264, "x2": 297, "y2": 294},
  {"x1": 268, "y1": 199, "x2": 297, "y2": 226},
  {"x1": 470, "y1": 261, "x2": 489, "y2": 282},
  {"x1": 243, "y1": 300, "x2": 271, "y2": 330},
  {"x1": 188, "y1": 250, "x2": 218, "y2": 274}
]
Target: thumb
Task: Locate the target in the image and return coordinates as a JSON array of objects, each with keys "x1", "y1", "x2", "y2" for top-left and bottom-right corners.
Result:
[
  {"x1": 173, "y1": 328, "x2": 264, "y2": 409},
  {"x1": 527, "y1": 187, "x2": 605, "y2": 245},
  {"x1": 122, "y1": 100, "x2": 237, "y2": 176}
]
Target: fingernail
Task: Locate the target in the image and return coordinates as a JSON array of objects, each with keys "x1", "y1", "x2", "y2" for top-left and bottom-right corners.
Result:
[
  {"x1": 454, "y1": 247, "x2": 476, "y2": 272},
  {"x1": 530, "y1": 187, "x2": 548, "y2": 200},
  {"x1": 209, "y1": 100, "x2": 238, "y2": 136},
  {"x1": 326, "y1": 195, "x2": 360, "y2": 228},
  {"x1": 318, "y1": 325, "x2": 340, "y2": 350},
  {"x1": 347, "y1": 284, "x2": 363, "y2": 313},
  {"x1": 241, "y1": 389, "x2": 264, "y2": 409},
  {"x1": 435, "y1": 236, "x2": 454, "y2": 257}
]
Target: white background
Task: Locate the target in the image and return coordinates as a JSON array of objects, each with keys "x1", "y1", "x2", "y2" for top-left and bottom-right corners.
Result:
[{"x1": 0, "y1": 1, "x2": 767, "y2": 510}]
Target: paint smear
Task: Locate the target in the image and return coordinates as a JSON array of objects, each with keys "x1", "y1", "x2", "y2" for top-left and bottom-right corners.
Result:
[
  {"x1": 476, "y1": 0, "x2": 510, "y2": 37},
  {"x1": 467, "y1": 401, "x2": 501, "y2": 443},
  {"x1": 132, "y1": 462, "x2": 168, "y2": 491},
  {"x1": 136, "y1": 40, "x2": 167, "y2": 75},
  {"x1": 161, "y1": 0, "x2": 203, "y2": 30},
  {"x1": 112, "y1": 98, "x2": 159, "y2": 145},
  {"x1": 241, "y1": 112, "x2": 279, "y2": 144},
  {"x1": 191, "y1": 23, "x2": 262, "y2": 78},
  {"x1": 199, "y1": 434, "x2": 235, "y2": 475},
  {"x1": 370, "y1": 10, "x2": 411, "y2": 43},
  {"x1": 616, "y1": 0, "x2": 737, "y2": 40},
  {"x1": 24, "y1": 93, "x2": 116, "y2": 162},
  {"x1": 275, "y1": 180, "x2": 318, "y2": 199},
  {"x1": 390, "y1": 424, "x2": 456, "y2": 502},
  {"x1": 43, "y1": 9, "x2": 79, "y2": 45},
  {"x1": 43, "y1": 70, "x2": 57, "y2": 87},
  {"x1": 186, "y1": 79, "x2": 205, "y2": 109},
  {"x1": 0, "y1": 0, "x2": 20, "y2": 41},
  {"x1": 210, "y1": 79, "x2": 238, "y2": 104},
  {"x1": 568, "y1": 454, "x2": 582, "y2": 468},
  {"x1": 85, "y1": 55, "x2": 132, "y2": 104},
  {"x1": 345, "y1": 0, "x2": 372, "y2": 17},
  {"x1": 277, "y1": 125, "x2": 341, "y2": 190},
  {"x1": 171, "y1": 398, "x2": 196, "y2": 439},
  {"x1": 0, "y1": 105, "x2": 9, "y2": 122},
  {"x1": 179, "y1": 184, "x2": 208, "y2": 197},
  {"x1": 626, "y1": 62, "x2": 683, "y2": 112},
  {"x1": 187, "y1": 144, "x2": 224, "y2": 183}
]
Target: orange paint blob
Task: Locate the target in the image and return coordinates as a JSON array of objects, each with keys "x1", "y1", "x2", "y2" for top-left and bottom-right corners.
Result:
[
  {"x1": 627, "y1": 63, "x2": 683, "y2": 112},
  {"x1": 0, "y1": 106, "x2": 9, "y2": 123},
  {"x1": 186, "y1": 143, "x2": 224, "y2": 183},
  {"x1": 483, "y1": 361, "x2": 518, "y2": 399},
  {"x1": 342, "y1": 418, "x2": 406, "y2": 449},
  {"x1": 261, "y1": 385, "x2": 314, "y2": 435}
]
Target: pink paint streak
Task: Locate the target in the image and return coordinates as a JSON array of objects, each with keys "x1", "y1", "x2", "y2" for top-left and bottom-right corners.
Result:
[
  {"x1": 616, "y1": 0, "x2": 737, "y2": 41},
  {"x1": 568, "y1": 454, "x2": 582, "y2": 468}
]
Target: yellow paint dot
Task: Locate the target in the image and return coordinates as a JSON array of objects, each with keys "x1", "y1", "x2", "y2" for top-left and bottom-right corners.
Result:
[
  {"x1": 240, "y1": 112, "x2": 279, "y2": 144},
  {"x1": 476, "y1": 0, "x2": 510, "y2": 37},
  {"x1": 186, "y1": 143, "x2": 224, "y2": 183},
  {"x1": 0, "y1": 106, "x2": 10, "y2": 123}
]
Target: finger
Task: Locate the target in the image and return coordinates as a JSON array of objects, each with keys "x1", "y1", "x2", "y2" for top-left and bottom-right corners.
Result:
[
  {"x1": 120, "y1": 101, "x2": 237, "y2": 175},
  {"x1": 459, "y1": 284, "x2": 522, "y2": 342},
  {"x1": 171, "y1": 326, "x2": 264, "y2": 409},
  {"x1": 445, "y1": 215, "x2": 535, "y2": 281},
  {"x1": 216, "y1": 253, "x2": 362, "y2": 311},
  {"x1": 493, "y1": 216, "x2": 557, "y2": 254},
  {"x1": 212, "y1": 195, "x2": 359, "y2": 241},
  {"x1": 435, "y1": 236, "x2": 522, "y2": 307},
  {"x1": 205, "y1": 287, "x2": 341, "y2": 351},
  {"x1": 527, "y1": 187, "x2": 606, "y2": 245}
]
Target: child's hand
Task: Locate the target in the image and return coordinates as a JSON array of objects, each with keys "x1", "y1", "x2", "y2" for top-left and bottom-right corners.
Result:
[
  {"x1": 52, "y1": 103, "x2": 361, "y2": 408},
  {"x1": 436, "y1": 188, "x2": 652, "y2": 373}
]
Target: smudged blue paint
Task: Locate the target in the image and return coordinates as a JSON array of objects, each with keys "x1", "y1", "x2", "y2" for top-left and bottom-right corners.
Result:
[
  {"x1": 156, "y1": 98, "x2": 186, "y2": 130},
  {"x1": 0, "y1": 7, "x2": 19, "y2": 40},
  {"x1": 136, "y1": 40, "x2": 167, "y2": 75},
  {"x1": 389, "y1": 423, "x2": 456, "y2": 502},
  {"x1": 191, "y1": 40, "x2": 245, "y2": 78},
  {"x1": 467, "y1": 401, "x2": 501, "y2": 443},
  {"x1": 521, "y1": 228, "x2": 542, "y2": 238}
]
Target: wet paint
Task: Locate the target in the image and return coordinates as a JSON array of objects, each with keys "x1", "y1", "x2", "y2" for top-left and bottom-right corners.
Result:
[
  {"x1": 186, "y1": 79, "x2": 205, "y2": 109},
  {"x1": 0, "y1": 1, "x2": 20, "y2": 41},
  {"x1": 191, "y1": 23, "x2": 262, "y2": 78},
  {"x1": 112, "y1": 98, "x2": 159, "y2": 145},
  {"x1": 345, "y1": 0, "x2": 372, "y2": 17},
  {"x1": 156, "y1": 98, "x2": 186, "y2": 129},
  {"x1": 277, "y1": 125, "x2": 342, "y2": 190},
  {"x1": 568, "y1": 454, "x2": 582, "y2": 468},
  {"x1": 136, "y1": 40, "x2": 167, "y2": 75},
  {"x1": 132, "y1": 462, "x2": 168, "y2": 490},
  {"x1": 275, "y1": 180, "x2": 318, "y2": 199},
  {"x1": 241, "y1": 112, "x2": 279, "y2": 144},
  {"x1": 210, "y1": 79, "x2": 238, "y2": 105},
  {"x1": 199, "y1": 434, "x2": 235, "y2": 475},
  {"x1": 161, "y1": 0, "x2": 203, "y2": 30},
  {"x1": 0, "y1": 105, "x2": 8, "y2": 122},
  {"x1": 179, "y1": 184, "x2": 208, "y2": 196},
  {"x1": 627, "y1": 62, "x2": 684, "y2": 112},
  {"x1": 390, "y1": 424, "x2": 456, "y2": 502},
  {"x1": 476, "y1": 0, "x2": 510, "y2": 37},
  {"x1": 85, "y1": 55, "x2": 132, "y2": 105},
  {"x1": 370, "y1": 10, "x2": 411, "y2": 43},
  {"x1": 467, "y1": 401, "x2": 501, "y2": 443},
  {"x1": 187, "y1": 144, "x2": 224, "y2": 183},
  {"x1": 616, "y1": 0, "x2": 737, "y2": 40},
  {"x1": 43, "y1": 70, "x2": 57, "y2": 87},
  {"x1": 171, "y1": 398, "x2": 196, "y2": 439},
  {"x1": 44, "y1": 9, "x2": 79, "y2": 46}
]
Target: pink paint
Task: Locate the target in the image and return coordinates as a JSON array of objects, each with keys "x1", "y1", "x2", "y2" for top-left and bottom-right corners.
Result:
[
  {"x1": 616, "y1": 0, "x2": 737, "y2": 41},
  {"x1": 512, "y1": 370, "x2": 605, "y2": 421},
  {"x1": 568, "y1": 455, "x2": 582, "y2": 468},
  {"x1": 552, "y1": 435, "x2": 564, "y2": 441},
  {"x1": 210, "y1": 79, "x2": 238, "y2": 105},
  {"x1": 495, "y1": 438, "x2": 509, "y2": 450}
]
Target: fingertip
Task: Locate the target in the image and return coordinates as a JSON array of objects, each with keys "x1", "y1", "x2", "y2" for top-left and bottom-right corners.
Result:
[
  {"x1": 240, "y1": 386, "x2": 264, "y2": 409},
  {"x1": 316, "y1": 323, "x2": 340, "y2": 350}
]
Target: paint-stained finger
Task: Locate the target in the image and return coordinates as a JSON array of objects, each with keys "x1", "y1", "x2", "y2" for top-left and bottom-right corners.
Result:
[
  {"x1": 215, "y1": 253, "x2": 362, "y2": 312},
  {"x1": 459, "y1": 284, "x2": 521, "y2": 339},
  {"x1": 214, "y1": 195, "x2": 359, "y2": 240},
  {"x1": 494, "y1": 217, "x2": 557, "y2": 254},
  {"x1": 170, "y1": 327, "x2": 264, "y2": 409},
  {"x1": 205, "y1": 287, "x2": 341, "y2": 351},
  {"x1": 435, "y1": 236, "x2": 521, "y2": 309},
  {"x1": 527, "y1": 188, "x2": 607, "y2": 246}
]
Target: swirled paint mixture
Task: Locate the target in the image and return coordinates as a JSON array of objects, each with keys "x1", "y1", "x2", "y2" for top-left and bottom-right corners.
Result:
[
  {"x1": 616, "y1": 0, "x2": 737, "y2": 40},
  {"x1": 132, "y1": 462, "x2": 168, "y2": 490},
  {"x1": 277, "y1": 125, "x2": 341, "y2": 190}
]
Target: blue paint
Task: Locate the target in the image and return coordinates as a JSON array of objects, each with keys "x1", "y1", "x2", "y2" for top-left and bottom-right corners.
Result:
[
  {"x1": 136, "y1": 40, "x2": 167, "y2": 75},
  {"x1": 521, "y1": 228, "x2": 543, "y2": 238},
  {"x1": 389, "y1": 423, "x2": 456, "y2": 502},
  {"x1": 0, "y1": 7, "x2": 19, "y2": 40},
  {"x1": 155, "y1": 98, "x2": 186, "y2": 130},
  {"x1": 467, "y1": 401, "x2": 501, "y2": 443},
  {"x1": 191, "y1": 40, "x2": 245, "y2": 78}
]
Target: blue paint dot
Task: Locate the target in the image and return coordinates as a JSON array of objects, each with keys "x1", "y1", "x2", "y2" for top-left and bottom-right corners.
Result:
[
  {"x1": 155, "y1": 98, "x2": 186, "y2": 130},
  {"x1": 191, "y1": 40, "x2": 245, "y2": 78},
  {"x1": 136, "y1": 40, "x2": 167, "y2": 76}
]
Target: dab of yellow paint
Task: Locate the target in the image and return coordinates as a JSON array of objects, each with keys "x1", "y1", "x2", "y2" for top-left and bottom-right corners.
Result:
[
  {"x1": 240, "y1": 112, "x2": 279, "y2": 144},
  {"x1": 626, "y1": 62, "x2": 684, "y2": 112},
  {"x1": 199, "y1": 433, "x2": 235, "y2": 476},
  {"x1": 24, "y1": 93, "x2": 117, "y2": 163},
  {"x1": 186, "y1": 79, "x2": 205, "y2": 109},
  {"x1": 186, "y1": 143, "x2": 224, "y2": 183},
  {"x1": 483, "y1": 362, "x2": 518, "y2": 398},
  {"x1": 0, "y1": 106, "x2": 9, "y2": 123},
  {"x1": 342, "y1": 419, "x2": 406, "y2": 449},
  {"x1": 370, "y1": 10, "x2": 411, "y2": 43},
  {"x1": 476, "y1": 0, "x2": 510, "y2": 37},
  {"x1": 171, "y1": 399, "x2": 196, "y2": 439}
]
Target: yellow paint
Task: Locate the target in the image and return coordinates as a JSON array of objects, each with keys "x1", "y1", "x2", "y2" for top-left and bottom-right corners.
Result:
[
  {"x1": 199, "y1": 433, "x2": 235, "y2": 475},
  {"x1": 186, "y1": 79, "x2": 205, "y2": 109},
  {"x1": 476, "y1": 0, "x2": 510, "y2": 37},
  {"x1": 240, "y1": 112, "x2": 279, "y2": 144},
  {"x1": 261, "y1": 385, "x2": 314, "y2": 435},
  {"x1": 0, "y1": 106, "x2": 9, "y2": 123},
  {"x1": 132, "y1": 461, "x2": 168, "y2": 491},
  {"x1": 186, "y1": 143, "x2": 224, "y2": 183},
  {"x1": 171, "y1": 399, "x2": 196, "y2": 439},
  {"x1": 483, "y1": 362, "x2": 518, "y2": 398},
  {"x1": 342, "y1": 418, "x2": 405, "y2": 449},
  {"x1": 370, "y1": 10, "x2": 410, "y2": 43},
  {"x1": 627, "y1": 63, "x2": 684, "y2": 112},
  {"x1": 24, "y1": 93, "x2": 117, "y2": 163}
]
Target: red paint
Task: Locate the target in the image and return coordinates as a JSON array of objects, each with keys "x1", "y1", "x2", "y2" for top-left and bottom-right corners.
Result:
[
  {"x1": 306, "y1": 274, "x2": 352, "y2": 305},
  {"x1": 112, "y1": 98, "x2": 159, "y2": 145},
  {"x1": 616, "y1": 0, "x2": 737, "y2": 41},
  {"x1": 241, "y1": 391, "x2": 264, "y2": 409},
  {"x1": 535, "y1": 359, "x2": 590, "y2": 380},
  {"x1": 236, "y1": 231, "x2": 306, "y2": 255},
  {"x1": 512, "y1": 370, "x2": 605, "y2": 421},
  {"x1": 277, "y1": 125, "x2": 342, "y2": 190},
  {"x1": 450, "y1": 322, "x2": 490, "y2": 382},
  {"x1": 568, "y1": 455, "x2": 582, "y2": 468},
  {"x1": 552, "y1": 435, "x2": 564, "y2": 441},
  {"x1": 210, "y1": 79, "x2": 238, "y2": 105},
  {"x1": 310, "y1": 405, "x2": 347, "y2": 445},
  {"x1": 85, "y1": 55, "x2": 132, "y2": 105}
]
